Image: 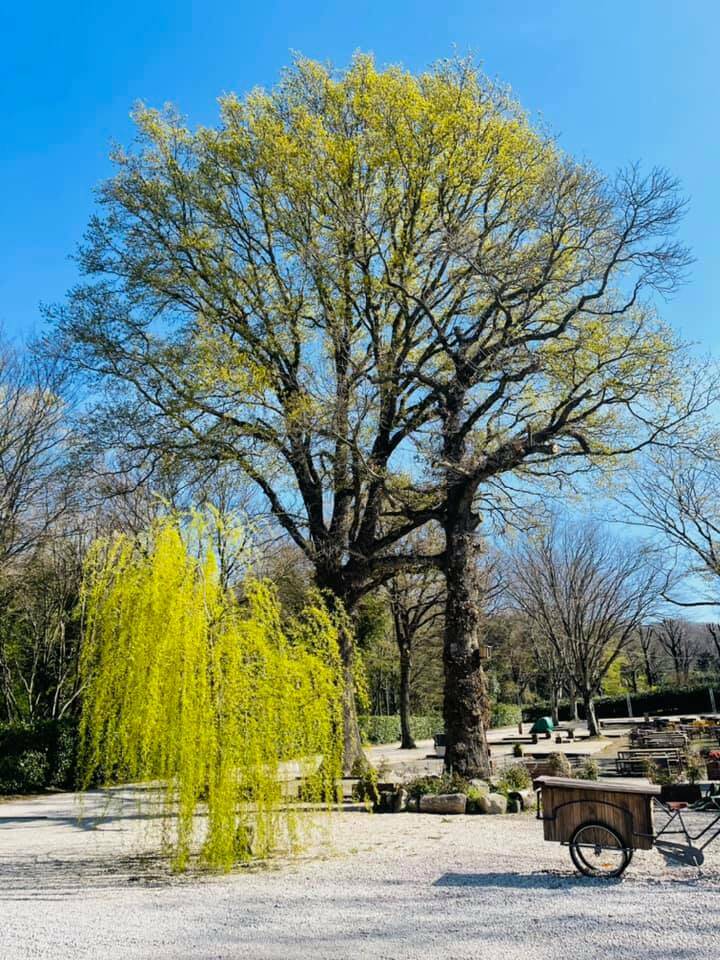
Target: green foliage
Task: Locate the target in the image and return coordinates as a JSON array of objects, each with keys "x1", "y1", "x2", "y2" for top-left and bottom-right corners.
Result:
[
  {"x1": 545, "y1": 752, "x2": 572, "y2": 777},
  {"x1": 358, "y1": 714, "x2": 443, "y2": 744},
  {"x1": 643, "y1": 759, "x2": 679, "y2": 786},
  {"x1": 490, "y1": 703, "x2": 522, "y2": 728},
  {"x1": 404, "y1": 772, "x2": 470, "y2": 803},
  {"x1": 497, "y1": 762, "x2": 531, "y2": 794},
  {"x1": 576, "y1": 758, "x2": 600, "y2": 781},
  {"x1": 685, "y1": 752, "x2": 707, "y2": 784},
  {"x1": 0, "y1": 719, "x2": 78, "y2": 794},
  {"x1": 78, "y1": 517, "x2": 344, "y2": 871}
]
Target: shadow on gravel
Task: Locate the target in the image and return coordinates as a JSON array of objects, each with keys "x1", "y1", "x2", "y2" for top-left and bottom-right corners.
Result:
[
  {"x1": 435, "y1": 871, "x2": 618, "y2": 889},
  {"x1": 0, "y1": 853, "x2": 182, "y2": 899}
]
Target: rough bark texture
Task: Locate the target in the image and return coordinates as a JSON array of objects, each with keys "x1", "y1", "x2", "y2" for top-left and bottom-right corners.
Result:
[
  {"x1": 442, "y1": 513, "x2": 491, "y2": 779},
  {"x1": 583, "y1": 694, "x2": 600, "y2": 737},
  {"x1": 398, "y1": 643, "x2": 416, "y2": 750}
]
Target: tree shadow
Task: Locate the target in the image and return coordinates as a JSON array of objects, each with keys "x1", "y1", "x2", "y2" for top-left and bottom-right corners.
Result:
[{"x1": 434, "y1": 870, "x2": 605, "y2": 889}]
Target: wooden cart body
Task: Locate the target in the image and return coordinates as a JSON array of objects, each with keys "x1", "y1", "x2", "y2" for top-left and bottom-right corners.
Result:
[{"x1": 535, "y1": 776, "x2": 661, "y2": 850}]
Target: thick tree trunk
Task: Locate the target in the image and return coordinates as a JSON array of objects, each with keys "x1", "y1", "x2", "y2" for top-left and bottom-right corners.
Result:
[
  {"x1": 398, "y1": 643, "x2": 415, "y2": 749},
  {"x1": 317, "y1": 574, "x2": 367, "y2": 775},
  {"x1": 442, "y1": 514, "x2": 491, "y2": 779},
  {"x1": 338, "y1": 621, "x2": 366, "y2": 775}
]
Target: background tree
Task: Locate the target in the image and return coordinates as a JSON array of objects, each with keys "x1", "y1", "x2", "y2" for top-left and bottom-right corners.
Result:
[
  {"x1": 386, "y1": 560, "x2": 445, "y2": 749},
  {"x1": 651, "y1": 618, "x2": 698, "y2": 685},
  {"x1": 508, "y1": 522, "x2": 661, "y2": 735},
  {"x1": 622, "y1": 449, "x2": 720, "y2": 608}
]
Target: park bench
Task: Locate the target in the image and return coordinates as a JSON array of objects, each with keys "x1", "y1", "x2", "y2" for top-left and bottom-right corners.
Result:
[
  {"x1": 615, "y1": 748, "x2": 685, "y2": 777},
  {"x1": 631, "y1": 732, "x2": 688, "y2": 750}
]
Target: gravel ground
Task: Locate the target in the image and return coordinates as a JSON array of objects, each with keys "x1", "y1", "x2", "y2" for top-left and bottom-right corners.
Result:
[{"x1": 2, "y1": 788, "x2": 720, "y2": 959}]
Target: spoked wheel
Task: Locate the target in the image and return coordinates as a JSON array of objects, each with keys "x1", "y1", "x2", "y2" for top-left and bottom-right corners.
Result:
[{"x1": 569, "y1": 821, "x2": 633, "y2": 878}]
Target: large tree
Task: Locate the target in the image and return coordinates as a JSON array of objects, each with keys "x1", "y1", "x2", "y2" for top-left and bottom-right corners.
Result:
[{"x1": 51, "y1": 55, "x2": 710, "y2": 776}]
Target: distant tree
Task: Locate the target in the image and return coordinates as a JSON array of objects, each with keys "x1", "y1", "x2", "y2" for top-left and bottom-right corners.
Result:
[
  {"x1": 651, "y1": 618, "x2": 698, "y2": 685},
  {"x1": 0, "y1": 339, "x2": 71, "y2": 570},
  {"x1": 386, "y1": 562, "x2": 445, "y2": 749},
  {"x1": 622, "y1": 450, "x2": 720, "y2": 607},
  {"x1": 508, "y1": 523, "x2": 661, "y2": 735}
]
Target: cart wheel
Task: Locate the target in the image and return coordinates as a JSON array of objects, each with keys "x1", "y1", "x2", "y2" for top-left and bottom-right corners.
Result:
[{"x1": 569, "y1": 821, "x2": 633, "y2": 878}]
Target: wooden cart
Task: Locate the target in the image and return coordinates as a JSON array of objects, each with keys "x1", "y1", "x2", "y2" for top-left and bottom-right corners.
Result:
[{"x1": 535, "y1": 776, "x2": 660, "y2": 877}]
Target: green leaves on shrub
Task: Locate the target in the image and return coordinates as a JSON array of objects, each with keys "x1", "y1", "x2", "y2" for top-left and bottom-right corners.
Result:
[
  {"x1": 0, "y1": 719, "x2": 78, "y2": 795},
  {"x1": 358, "y1": 715, "x2": 442, "y2": 744}
]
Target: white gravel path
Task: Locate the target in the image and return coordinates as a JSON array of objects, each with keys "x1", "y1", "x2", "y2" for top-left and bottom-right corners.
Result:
[{"x1": 2, "y1": 788, "x2": 720, "y2": 959}]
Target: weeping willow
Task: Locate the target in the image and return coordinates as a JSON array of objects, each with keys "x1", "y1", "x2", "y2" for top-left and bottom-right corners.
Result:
[{"x1": 78, "y1": 516, "x2": 344, "y2": 870}]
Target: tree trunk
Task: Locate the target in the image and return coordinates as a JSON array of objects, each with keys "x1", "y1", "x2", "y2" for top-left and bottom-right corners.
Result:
[
  {"x1": 398, "y1": 643, "x2": 415, "y2": 749},
  {"x1": 318, "y1": 577, "x2": 367, "y2": 775},
  {"x1": 583, "y1": 693, "x2": 600, "y2": 737},
  {"x1": 442, "y1": 513, "x2": 490, "y2": 779},
  {"x1": 339, "y1": 624, "x2": 366, "y2": 775},
  {"x1": 550, "y1": 686, "x2": 560, "y2": 726}
]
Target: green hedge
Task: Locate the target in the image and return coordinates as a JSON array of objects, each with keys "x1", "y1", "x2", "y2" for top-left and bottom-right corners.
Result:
[
  {"x1": 0, "y1": 719, "x2": 79, "y2": 795},
  {"x1": 490, "y1": 703, "x2": 522, "y2": 728},
  {"x1": 359, "y1": 704, "x2": 521, "y2": 744},
  {"x1": 522, "y1": 685, "x2": 719, "y2": 724},
  {"x1": 358, "y1": 714, "x2": 443, "y2": 744}
]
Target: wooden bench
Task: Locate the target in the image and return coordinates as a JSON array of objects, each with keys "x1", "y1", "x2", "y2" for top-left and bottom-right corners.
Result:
[{"x1": 615, "y1": 748, "x2": 684, "y2": 777}]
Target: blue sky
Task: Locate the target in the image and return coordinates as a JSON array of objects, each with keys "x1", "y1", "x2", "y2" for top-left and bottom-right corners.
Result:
[{"x1": 2, "y1": 0, "x2": 718, "y2": 349}]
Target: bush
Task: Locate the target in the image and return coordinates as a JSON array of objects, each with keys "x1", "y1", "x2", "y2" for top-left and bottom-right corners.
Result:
[
  {"x1": 0, "y1": 719, "x2": 79, "y2": 795},
  {"x1": 497, "y1": 762, "x2": 531, "y2": 794},
  {"x1": 513, "y1": 743, "x2": 524, "y2": 757},
  {"x1": 545, "y1": 752, "x2": 572, "y2": 777},
  {"x1": 404, "y1": 772, "x2": 470, "y2": 803},
  {"x1": 358, "y1": 714, "x2": 442, "y2": 744},
  {"x1": 576, "y1": 758, "x2": 599, "y2": 781},
  {"x1": 490, "y1": 703, "x2": 521, "y2": 728}
]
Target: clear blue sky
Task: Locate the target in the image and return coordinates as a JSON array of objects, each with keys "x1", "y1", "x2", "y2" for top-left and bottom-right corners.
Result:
[{"x1": 2, "y1": 0, "x2": 719, "y2": 348}]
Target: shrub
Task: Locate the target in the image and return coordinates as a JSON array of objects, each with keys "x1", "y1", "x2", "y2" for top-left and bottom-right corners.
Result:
[
  {"x1": 490, "y1": 703, "x2": 521, "y2": 728},
  {"x1": 643, "y1": 759, "x2": 679, "y2": 786},
  {"x1": 497, "y1": 762, "x2": 531, "y2": 794},
  {"x1": 358, "y1": 714, "x2": 443, "y2": 744},
  {"x1": 545, "y1": 752, "x2": 572, "y2": 777},
  {"x1": 352, "y1": 766, "x2": 381, "y2": 807},
  {"x1": 576, "y1": 758, "x2": 599, "y2": 781},
  {"x1": 685, "y1": 752, "x2": 707, "y2": 784},
  {"x1": 513, "y1": 743, "x2": 524, "y2": 757},
  {"x1": 404, "y1": 772, "x2": 470, "y2": 803},
  {"x1": 0, "y1": 718, "x2": 79, "y2": 795}
]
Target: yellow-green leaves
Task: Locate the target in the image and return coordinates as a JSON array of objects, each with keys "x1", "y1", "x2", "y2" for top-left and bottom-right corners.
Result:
[{"x1": 78, "y1": 517, "x2": 343, "y2": 871}]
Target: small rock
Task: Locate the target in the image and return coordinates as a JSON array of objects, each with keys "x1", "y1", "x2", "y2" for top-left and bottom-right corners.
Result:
[
  {"x1": 392, "y1": 787, "x2": 408, "y2": 813},
  {"x1": 419, "y1": 793, "x2": 467, "y2": 815},
  {"x1": 477, "y1": 792, "x2": 507, "y2": 815}
]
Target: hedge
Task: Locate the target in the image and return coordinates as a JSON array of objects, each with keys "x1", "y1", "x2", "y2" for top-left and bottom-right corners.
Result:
[
  {"x1": 359, "y1": 704, "x2": 521, "y2": 745},
  {"x1": 0, "y1": 719, "x2": 78, "y2": 795},
  {"x1": 490, "y1": 703, "x2": 522, "y2": 728},
  {"x1": 358, "y1": 714, "x2": 443, "y2": 744},
  {"x1": 521, "y1": 685, "x2": 719, "y2": 724}
]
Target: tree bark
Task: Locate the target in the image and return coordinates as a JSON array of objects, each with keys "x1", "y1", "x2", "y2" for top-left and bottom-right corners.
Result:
[
  {"x1": 550, "y1": 686, "x2": 560, "y2": 726},
  {"x1": 583, "y1": 693, "x2": 600, "y2": 737},
  {"x1": 442, "y1": 514, "x2": 491, "y2": 779},
  {"x1": 338, "y1": 624, "x2": 366, "y2": 775},
  {"x1": 398, "y1": 642, "x2": 416, "y2": 749}
]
